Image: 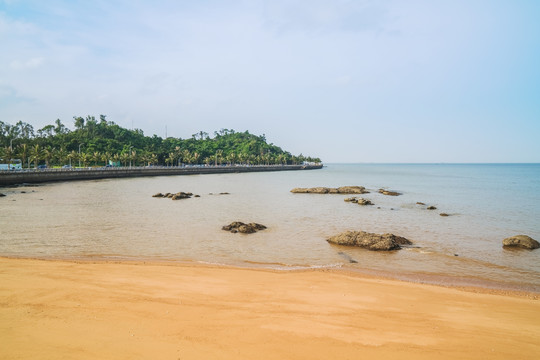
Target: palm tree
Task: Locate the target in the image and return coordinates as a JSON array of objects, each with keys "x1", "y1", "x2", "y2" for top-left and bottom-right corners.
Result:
[
  {"x1": 43, "y1": 147, "x2": 55, "y2": 168},
  {"x1": 182, "y1": 149, "x2": 191, "y2": 165},
  {"x1": 120, "y1": 152, "x2": 129, "y2": 167},
  {"x1": 67, "y1": 150, "x2": 78, "y2": 167},
  {"x1": 30, "y1": 144, "x2": 42, "y2": 168},
  {"x1": 80, "y1": 152, "x2": 91, "y2": 167},
  {"x1": 2, "y1": 146, "x2": 14, "y2": 168},
  {"x1": 103, "y1": 152, "x2": 112, "y2": 166},
  {"x1": 56, "y1": 147, "x2": 68, "y2": 166},
  {"x1": 226, "y1": 152, "x2": 236, "y2": 165},
  {"x1": 192, "y1": 152, "x2": 200, "y2": 165},
  {"x1": 17, "y1": 143, "x2": 29, "y2": 168},
  {"x1": 215, "y1": 149, "x2": 223, "y2": 166},
  {"x1": 112, "y1": 153, "x2": 121, "y2": 166},
  {"x1": 92, "y1": 151, "x2": 101, "y2": 166},
  {"x1": 130, "y1": 150, "x2": 137, "y2": 167}
]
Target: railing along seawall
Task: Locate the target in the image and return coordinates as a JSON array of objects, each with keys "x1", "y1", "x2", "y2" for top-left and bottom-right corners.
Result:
[{"x1": 0, "y1": 164, "x2": 323, "y2": 186}]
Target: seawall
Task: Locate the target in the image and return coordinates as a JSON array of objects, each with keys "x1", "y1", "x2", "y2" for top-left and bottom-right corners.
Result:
[{"x1": 0, "y1": 164, "x2": 323, "y2": 186}]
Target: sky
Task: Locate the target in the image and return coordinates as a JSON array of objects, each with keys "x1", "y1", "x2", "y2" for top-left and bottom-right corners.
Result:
[{"x1": 1, "y1": 0, "x2": 539, "y2": 163}]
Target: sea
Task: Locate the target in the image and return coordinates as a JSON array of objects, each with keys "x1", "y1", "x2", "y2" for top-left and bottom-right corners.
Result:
[{"x1": 1, "y1": 163, "x2": 539, "y2": 292}]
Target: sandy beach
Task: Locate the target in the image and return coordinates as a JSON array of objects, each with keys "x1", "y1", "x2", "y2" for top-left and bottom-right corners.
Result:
[{"x1": 1, "y1": 257, "x2": 539, "y2": 359}]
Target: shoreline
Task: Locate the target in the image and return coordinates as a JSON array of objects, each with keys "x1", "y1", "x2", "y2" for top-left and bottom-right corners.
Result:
[
  {"x1": 2, "y1": 257, "x2": 539, "y2": 359},
  {"x1": 3, "y1": 255, "x2": 538, "y2": 298}
]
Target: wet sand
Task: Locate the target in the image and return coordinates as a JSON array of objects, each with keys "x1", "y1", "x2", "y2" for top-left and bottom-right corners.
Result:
[{"x1": 1, "y1": 257, "x2": 539, "y2": 359}]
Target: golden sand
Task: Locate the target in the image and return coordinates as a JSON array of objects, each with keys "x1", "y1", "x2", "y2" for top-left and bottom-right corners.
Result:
[{"x1": 1, "y1": 257, "x2": 539, "y2": 359}]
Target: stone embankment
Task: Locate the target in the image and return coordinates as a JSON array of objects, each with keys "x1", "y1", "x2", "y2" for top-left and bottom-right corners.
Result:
[{"x1": 0, "y1": 164, "x2": 323, "y2": 186}]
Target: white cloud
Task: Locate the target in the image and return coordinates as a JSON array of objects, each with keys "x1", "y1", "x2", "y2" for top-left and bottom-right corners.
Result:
[
  {"x1": 0, "y1": 0, "x2": 538, "y2": 162},
  {"x1": 9, "y1": 57, "x2": 44, "y2": 69}
]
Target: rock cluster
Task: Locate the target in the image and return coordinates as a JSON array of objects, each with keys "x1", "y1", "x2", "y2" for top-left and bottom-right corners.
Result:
[
  {"x1": 502, "y1": 235, "x2": 539, "y2": 250},
  {"x1": 152, "y1": 192, "x2": 196, "y2": 200},
  {"x1": 344, "y1": 197, "x2": 374, "y2": 206},
  {"x1": 291, "y1": 186, "x2": 369, "y2": 194},
  {"x1": 222, "y1": 222, "x2": 267, "y2": 234},
  {"x1": 327, "y1": 231, "x2": 412, "y2": 251},
  {"x1": 378, "y1": 189, "x2": 401, "y2": 196}
]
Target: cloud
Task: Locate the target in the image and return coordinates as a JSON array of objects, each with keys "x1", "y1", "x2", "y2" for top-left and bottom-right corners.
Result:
[
  {"x1": 9, "y1": 57, "x2": 44, "y2": 69},
  {"x1": 0, "y1": 0, "x2": 538, "y2": 162}
]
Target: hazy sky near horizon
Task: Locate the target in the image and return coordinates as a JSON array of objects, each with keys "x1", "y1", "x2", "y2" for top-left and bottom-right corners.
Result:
[{"x1": 1, "y1": 0, "x2": 539, "y2": 163}]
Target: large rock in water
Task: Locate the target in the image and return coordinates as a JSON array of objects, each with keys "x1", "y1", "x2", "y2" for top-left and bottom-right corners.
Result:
[
  {"x1": 290, "y1": 186, "x2": 369, "y2": 194},
  {"x1": 327, "y1": 231, "x2": 412, "y2": 251},
  {"x1": 502, "y1": 235, "x2": 539, "y2": 250},
  {"x1": 222, "y1": 222, "x2": 267, "y2": 234}
]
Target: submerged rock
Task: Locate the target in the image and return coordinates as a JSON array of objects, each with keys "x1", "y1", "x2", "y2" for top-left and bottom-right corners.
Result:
[
  {"x1": 439, "y1": 213, "x2": 449, "y2": 217},
  {"x1": 327, "y1": 231, "x2": 412, "y2": 251},
  {"x1": 344, "y1": 197, "x2": 373, "y2": 205},
  {"x1": 416, "y1": 202, "x2": 426, "y2": 205},
  {"x1": 154, "y1": 191, "x2": 194, "y2": 200},
  {"x1": 356, "y1": 198, "x2": 374, "y2": 206},
  {"x1": 502, "y1": 235, "x2": 539, "y2": 250},
  {"x1": 427, "y1": 206, "x2": 437, "y2": 210},
  {"x1": 172, "y1": 192, "x2": 192, "y2": 200},
  {"x1": 378, "y1": 189, "x2": 401, "y2": 196},
  {"x1": 222, "y1": 222, "x2": 267, "y2": 234}
]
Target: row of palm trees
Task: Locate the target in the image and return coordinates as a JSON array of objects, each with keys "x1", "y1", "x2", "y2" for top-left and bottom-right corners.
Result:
[{"x1": 1, "y1": 144, "x2": 316, "y2": 169}]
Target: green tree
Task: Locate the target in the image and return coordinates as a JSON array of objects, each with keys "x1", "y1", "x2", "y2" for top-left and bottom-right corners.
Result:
[
  {"x1": 43, "y1": 146, "x2": 55, "y2": 168},
  {"x1": 30, "y1": 144, "x2": 43, "y2": 168},
  {"x1": 2, "y1": 146, "x2": 15, "y2": 168},
  {"x1": 17, "y1": 143, "x2": 29, "y2": 168}
]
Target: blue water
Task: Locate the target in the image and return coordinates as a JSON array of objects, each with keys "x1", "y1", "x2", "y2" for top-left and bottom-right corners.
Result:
[{"x1": 1, "y1": 163, "x2": 539, "y2": 291}]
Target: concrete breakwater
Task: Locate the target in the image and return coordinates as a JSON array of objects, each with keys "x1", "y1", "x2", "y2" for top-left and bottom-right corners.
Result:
[{"x1": 0, "y1": 164, "x2": 323, "y2": 186}]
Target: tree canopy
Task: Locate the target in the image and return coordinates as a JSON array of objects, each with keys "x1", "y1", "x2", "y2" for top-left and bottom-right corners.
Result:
[{"x1": 0, "y1": 116, "x2": 321, "y2": 168}]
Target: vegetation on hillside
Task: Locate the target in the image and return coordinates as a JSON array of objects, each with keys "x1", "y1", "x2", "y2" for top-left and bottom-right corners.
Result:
[{"x1": 0, "y1": 116, "x2": 321, "y2": 168}]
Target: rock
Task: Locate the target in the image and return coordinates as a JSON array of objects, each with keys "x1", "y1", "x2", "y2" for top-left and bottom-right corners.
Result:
[
  {"x1": 378, "y1": 189, "x2": 401, "y2": 196},
  {"x1": 427, "y1": 206, "x2": 437, "y2": 210},
  {"x1": 222, "y1": 222, "x2": 267, "y2": 234},
  {"x1": 171, "y1": 192, "x2": 192, "y2": 200},
  {"x1": 336, "y1": 186, "x2": 369, "y2": 194},
  {"x1": 308, "y1": 187, "x2": 331, "y2": 194},
  {"x1": 0, "y1": 193, "x2": 6, "y2": 197},
  {"x1": 152, "y1": 193, "x2": 164, "y2": 198},
  {"x1": 356, "y1": 198, "x2": 373, "y2": 206},
  {"x1": 439, "y1": 213, "x2": 449, "y2": 217},
  {"x1": 194, "y1": 195, "x2": 200, "y2": 197},
  {"x1": 327, "y1": 231, "x2": 412, "y2": 251},
  {"x1": 248, "y1": 222, "x2": 267, "y2": 230},
  {"x1": 344, "y1": 197, "x2": 373, "y2": 205},
  {"x1": 416, "y1": 202, "x2": 426, "y2": 205},
  {"x1": 291, "y1": 186, "x2": 369, "y2": 194},
  {"x1": 219, "y1": 192, "x2": 230, "y2": 195},
  {"x1": 238, "y1": 224, "x2": 256, "y2": 234},
  {"x1": 502, "y1": 235, "x2": 540, "y2": 250}
]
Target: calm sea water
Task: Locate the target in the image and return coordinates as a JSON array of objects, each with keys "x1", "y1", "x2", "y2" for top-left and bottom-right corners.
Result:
[{"x1": 1, "y1": 164, "x2": 539, "y2": 292}]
